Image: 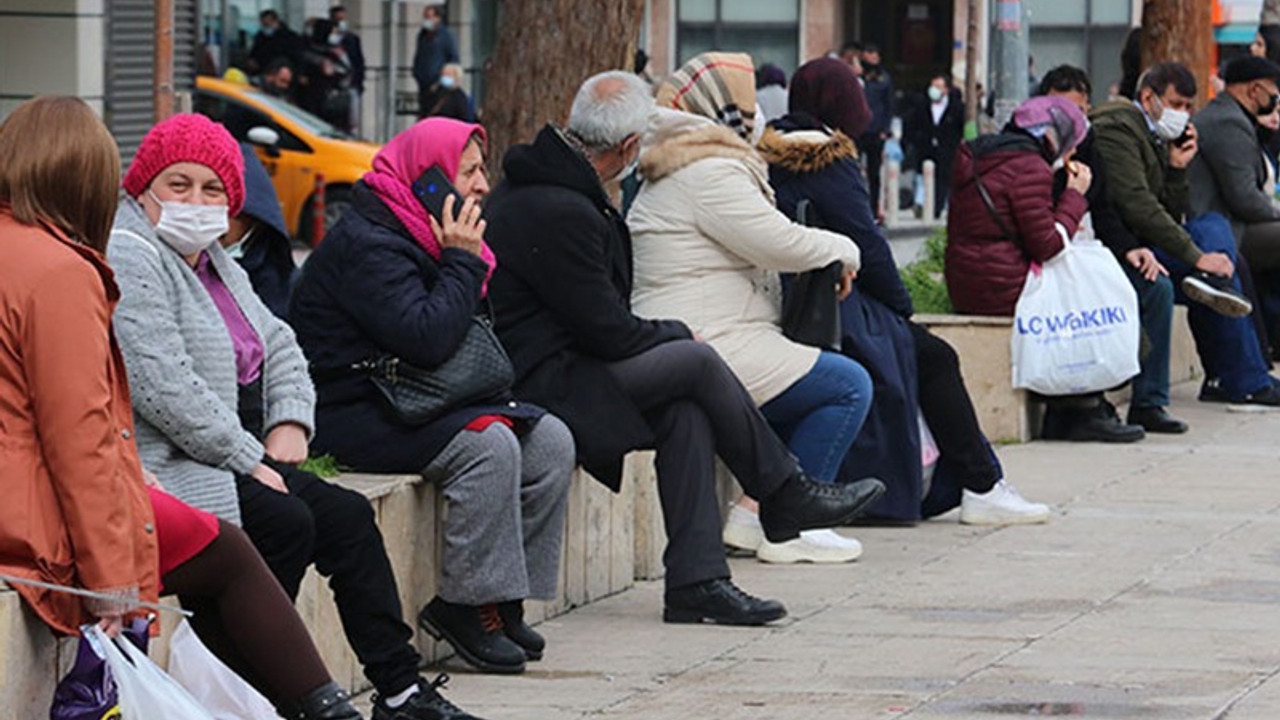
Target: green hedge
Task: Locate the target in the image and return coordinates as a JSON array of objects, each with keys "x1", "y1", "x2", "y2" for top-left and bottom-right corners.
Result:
[{"x1": 900, "y1": 228, "x2": 953, "y2": 314}]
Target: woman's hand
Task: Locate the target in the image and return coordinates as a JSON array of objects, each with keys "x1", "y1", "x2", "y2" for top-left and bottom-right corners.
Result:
[
  {"x1": 1125, "y1": 248, "x2": 1168, "y2": 282},
  {"x1": 96, "y1": 613, "x2": 124, "y2": 638},
  {"x1": 251, "y1": 463, "x2": 288, "y2": 494},
  {"x1": 264, "y1": 422, "x2": 309, "y2": 464},
  {"x1": 429, "y1": 195, "x2": 486, "y2": 258},
  {"x1": 837, "y1": 269, "x2": 857, "y2": 301},
  {"x1": 1065, "y1": 161, "x2": 1093, "y2": 196}
]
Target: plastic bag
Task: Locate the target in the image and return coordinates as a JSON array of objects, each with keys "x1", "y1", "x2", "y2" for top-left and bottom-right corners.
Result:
[
  {"x1": 167, "y1": 619, "x2": 278, "y2": 720},
  {"x1": 84, "y1": 624, "x2": 217, "y2": 720},
  {"x1": 1011, "y1": 229, "x2": 1140, "y2": 395},
  {"x1": 50, "y1": 630, "x2": 120, "y2": 720}
]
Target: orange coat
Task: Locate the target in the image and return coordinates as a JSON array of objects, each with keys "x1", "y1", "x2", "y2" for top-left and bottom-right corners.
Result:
[{"x1": 0, "y1": 210, "x2": 159, "y2": 635}]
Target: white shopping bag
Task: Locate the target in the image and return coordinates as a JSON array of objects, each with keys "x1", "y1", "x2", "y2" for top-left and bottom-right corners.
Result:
[
  {"x1": 1011, "y1": 220, "x2": 1140, "y2": 395},
  {"x1": 168, "y1": 619, "x2": 280, "y2": 720},
  {"x1": 86, "y1": 624, "x2": 218, "y2": 720}
]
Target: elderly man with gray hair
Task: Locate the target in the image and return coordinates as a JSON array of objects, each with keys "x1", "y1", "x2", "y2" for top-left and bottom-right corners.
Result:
[{"x1": 485, "y1": 70, "x2": 885, "y2": 626}]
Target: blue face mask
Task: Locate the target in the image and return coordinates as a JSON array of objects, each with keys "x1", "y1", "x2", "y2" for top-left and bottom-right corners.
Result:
[
  {"x1": 262, "y1": 26, "x2": 276, "y2": 37},
  {"x1": 439, "y1": 75, "x2": 456, "y2": 89}
]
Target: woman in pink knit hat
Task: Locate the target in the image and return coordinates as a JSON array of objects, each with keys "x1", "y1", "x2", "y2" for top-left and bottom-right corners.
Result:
[{"x1": 108, "y1": 113, "x2": 485, "y2": 720}]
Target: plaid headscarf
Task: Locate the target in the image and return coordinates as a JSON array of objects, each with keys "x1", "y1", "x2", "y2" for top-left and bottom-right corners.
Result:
[{"x1": 656, "y1": 52, "x2": 758, "y2": 140}]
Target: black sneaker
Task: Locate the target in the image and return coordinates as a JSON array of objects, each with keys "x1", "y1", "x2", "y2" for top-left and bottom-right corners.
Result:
[
  {"x1": 1181, "y1": 272, "x2": 1253, "y2": 317},
  {"x1": 1199, "y1": 378, "x2": 1229, "y2": 403},
  {"x1": 417, "y1": 598, "x2": 526, "y2": 674},
  {"x1": 372, "y1": 676, "x2": 487, "y2": 720},
  {"x1": 663, "y1": 578, "x2": 787, "y2": 626},
  {"x1": 1227, "y1": 383, "x2": 1280, "y2": 412}
]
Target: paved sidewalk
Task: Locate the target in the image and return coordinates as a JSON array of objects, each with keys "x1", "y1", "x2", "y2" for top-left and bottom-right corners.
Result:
[{"x1": 375, "y1": 382, "x2": 1280, "y2": 719}]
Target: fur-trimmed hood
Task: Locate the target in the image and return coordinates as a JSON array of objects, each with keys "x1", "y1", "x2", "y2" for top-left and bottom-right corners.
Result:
[
  {"x1": 639, "y1": 108, "x2": 771, "y2": 192},
  {"x1": 756, "y1": 126, "x2": 858, "y2": 175}
]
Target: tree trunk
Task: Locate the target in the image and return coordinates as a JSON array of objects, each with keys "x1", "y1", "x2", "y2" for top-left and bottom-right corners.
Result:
[
  {"x1": 483, "y1": 0, "x2": 645, "y2": 177},
  {"x1": 1141, "y1": 0, "x2": 1214, "y2": 104}
]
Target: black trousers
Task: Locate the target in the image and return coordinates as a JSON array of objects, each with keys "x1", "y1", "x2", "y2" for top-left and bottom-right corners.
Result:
[
  {"x1": 236, "y1": 468, "x2": 421, "y2": 697},
  {"x1": 606, "y1": 340, "x2": 797, "y2": 589},
  {"x1": 911, "y1": 322, "x2": 1000, "y2": 493},
  {"x1": 859, "y1": 133, "x2": 885, "y2": 215}
]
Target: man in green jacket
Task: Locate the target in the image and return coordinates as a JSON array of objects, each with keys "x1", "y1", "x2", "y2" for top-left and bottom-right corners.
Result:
[{"x1": 1093, "y1": 62, "x2": 1275, "y2": 408}]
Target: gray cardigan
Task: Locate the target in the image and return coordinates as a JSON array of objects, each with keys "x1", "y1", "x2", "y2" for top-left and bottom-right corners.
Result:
[
  {"x1": 1189, "y1": 93, "x2": 1280, "y2": 241},
  {"x1": 108, "y1": 196, "x2": 314, "y2": 524}
]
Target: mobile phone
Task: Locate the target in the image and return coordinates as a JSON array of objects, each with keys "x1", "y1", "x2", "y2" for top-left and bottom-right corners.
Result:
[
  {"x1": 410, "y1": 165, "x2": 464, "y2": 222},
  {"x1": 1174, "y1": 128, "x2": 1193, "y2": 148}
]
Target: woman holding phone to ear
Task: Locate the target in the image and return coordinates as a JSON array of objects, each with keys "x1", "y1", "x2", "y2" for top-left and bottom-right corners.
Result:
[{"x1": 290, "y1": 117, "x2": 574, "y2": 677}]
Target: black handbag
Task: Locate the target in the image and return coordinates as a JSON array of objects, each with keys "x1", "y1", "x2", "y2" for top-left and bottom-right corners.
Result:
[
  {"x1": 358, "y1": 316, "x2": 515, "y2": 425},
  {"x1": 780, "y1": 199, "x2": 843, "y2": 351}
]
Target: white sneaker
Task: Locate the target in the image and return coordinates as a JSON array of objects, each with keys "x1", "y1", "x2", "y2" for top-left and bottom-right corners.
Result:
[
  {"x1": 756, "y1": 529, "x2": 864, "y2": 564},
  {"x1": 959, "y1": 480, "x2": 1050, "y2": 525},
  {"x1": 722, "y1": 505, "x2": 764, "y2": 553}
]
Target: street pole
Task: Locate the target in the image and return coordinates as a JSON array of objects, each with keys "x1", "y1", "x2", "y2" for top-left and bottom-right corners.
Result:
[
  {"x1": 384, "y1": 0, "x2": 399, "y2": 143},
  {"x1": 155, "y1": 0, "x2": 175, "y2": 122},
  {"x1": 991, "y1": 0, "x2": 1028, "y2": 130},
  {"x1": 964, "y1": 0, "x2": 980, "y2": 139},
  {"x1": 220, "y1": 0, "x2": 232, "y2": 75}
]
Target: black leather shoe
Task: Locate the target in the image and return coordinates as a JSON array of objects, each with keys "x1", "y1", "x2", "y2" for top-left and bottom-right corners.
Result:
[
  {"x1": 497, "y1": 600, "x2": 544, "y2": 661},
  {"x1": 418, "y1": 598, "x2": 526, "y2": 674},
  {"x1": 372, "y1": 675, "x2": 488, "y2": 720},
  {"x1": 758, "y1": 474, "x2": 885, "y2": 544},
  {"x1": 1229, "y1": 383, "x2": 1280, "y2": 409},
  {"x1": 663, "y1": 578, "x2": 787, "y2": 625},
  {"x1": 1042, "y1": 404, "x2": 1144, "y2": 443},
  {"x1": 1181, "y1": 272, "x2": 1253, "y2": 317},
  {"x1": 1127, "y1": 406, "x2": 1189, "y2": 434},
  {"x1": 294, "y1": 681, "x2": 363, "y2": 720}
]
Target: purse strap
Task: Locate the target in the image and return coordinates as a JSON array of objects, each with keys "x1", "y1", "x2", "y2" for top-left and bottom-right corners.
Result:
[{"x1": 970, "y1": 143, "x2": 1017, "y2": 242}]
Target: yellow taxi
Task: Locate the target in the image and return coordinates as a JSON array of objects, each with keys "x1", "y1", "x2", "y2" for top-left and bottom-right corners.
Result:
[{"x1": 194, "y1": 76, "x2": 380, "y2": 244}]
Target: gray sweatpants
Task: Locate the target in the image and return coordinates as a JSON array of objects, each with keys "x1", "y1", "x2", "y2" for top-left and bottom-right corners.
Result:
[{"x1": 424, "y1": 414, "x2": 574, "y2": 605}]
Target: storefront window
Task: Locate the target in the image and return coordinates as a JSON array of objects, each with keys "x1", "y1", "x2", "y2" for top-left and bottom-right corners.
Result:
[{"x1": 677, "y1": 0, "x2": 801, "y2": 73}]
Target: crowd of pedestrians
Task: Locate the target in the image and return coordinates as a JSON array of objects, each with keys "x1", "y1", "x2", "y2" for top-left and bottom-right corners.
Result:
[{"x1": 5, "y1": 6, "x2": 1280, "y2": 720}]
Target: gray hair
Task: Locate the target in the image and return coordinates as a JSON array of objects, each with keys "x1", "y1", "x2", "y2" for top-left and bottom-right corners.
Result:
[{"x1": 568, "y1": 70, "x2": 654, "y2": 152}]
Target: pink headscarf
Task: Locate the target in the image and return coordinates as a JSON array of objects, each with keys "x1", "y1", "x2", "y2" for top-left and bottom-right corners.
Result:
[{"x1": 362, "y1": 117, "x2": 497, "y2": 293}]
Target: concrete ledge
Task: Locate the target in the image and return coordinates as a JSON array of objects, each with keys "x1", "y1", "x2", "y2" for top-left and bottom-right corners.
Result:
[{"x1": 917, "y1": 307, "x2": 1203, "y2": 442}]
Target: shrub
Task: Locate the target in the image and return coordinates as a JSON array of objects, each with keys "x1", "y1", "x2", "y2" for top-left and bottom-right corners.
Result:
[{"x1": 900, "y1": 227, "x2": 953, "y2": 314}]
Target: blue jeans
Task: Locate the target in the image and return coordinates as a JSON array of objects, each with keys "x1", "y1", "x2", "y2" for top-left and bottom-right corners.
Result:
[
  {"x1": 1156, "y1": 214, "x2": 1272, "y2": 399},
  {"x1": 761, "y1": 351, "x2": 873, "y2": 484},
  {"x1": 1123, "y1": 264, "x2": 1175, "y2": 409}
]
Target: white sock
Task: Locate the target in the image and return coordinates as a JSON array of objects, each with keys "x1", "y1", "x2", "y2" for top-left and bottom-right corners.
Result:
[{"x1": 385, "y1": 684, "x2": 420, "y2": 709}]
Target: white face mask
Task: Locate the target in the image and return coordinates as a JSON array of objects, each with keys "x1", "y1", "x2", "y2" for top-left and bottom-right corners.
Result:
[
  {"x1": 337, "y1": 20, "x2": 349, "y2": 32},
  {"x1": 149, "y1": 190, "x2": 229, "y2": 256},
  {"x1": 423, "y1": 18, "x2": 438, "y2": 31},
  {"x1": 928, "y1": 86, "x2": 945, "y2": 102},
  {"x1": 224, "y1": 225, "x2": 255, "y2": 259},
  {"x1": 1153, "y1": 98, "x2": 1190, "y2": 141}
]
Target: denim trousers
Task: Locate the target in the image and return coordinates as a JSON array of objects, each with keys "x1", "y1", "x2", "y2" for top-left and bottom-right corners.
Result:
[
  {"x1": 761, "y1": 351, "x2": 873, "y2": 484},
  {"x1": 1157, "y1": 215, "x2": 1272, "y2": 399},
  {"x1": 1122, "y1": 263, "x2": 1175, "y2": 409}
]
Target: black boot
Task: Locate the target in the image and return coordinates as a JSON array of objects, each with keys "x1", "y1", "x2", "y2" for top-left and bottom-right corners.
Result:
[
  {"x1": 1127, "y1": 405, "x2": 1189, "y2": 434},
  {"x1": 293, "y1": 681, "x2": 363, "y2": 720},
  {"x1": 372, "y1": 675, "x2": 488, "y2": 720},
  {"x1": 663, "y1": 578, "x2": 787, "y2": 625},
  {"x1": 497, "y1": 600, "x2": 545, "y2": 661},
  {"x1": 1042, "y1": 403, "x2": 1144, "y2": 443},
  {"x1": 758, "y1": 473, "x2": 885, "y2": 544},
  {"x1": 418, "y1": 597, "x2": 526, "y2": 674}
]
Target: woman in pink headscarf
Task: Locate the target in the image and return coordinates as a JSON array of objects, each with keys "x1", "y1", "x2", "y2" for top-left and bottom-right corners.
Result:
[{"x1": 291, "y1": 117, "x2": 574, "y2": 676}]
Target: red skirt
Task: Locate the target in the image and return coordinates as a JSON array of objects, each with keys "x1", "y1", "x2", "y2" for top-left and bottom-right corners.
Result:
[{"x1": 147, "y1": 487, "x2": 220, "y2": 587}]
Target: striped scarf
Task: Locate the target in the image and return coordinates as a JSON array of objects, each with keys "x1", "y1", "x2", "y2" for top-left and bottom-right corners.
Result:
[{"x1": 656, "y1": 52, "x2": 758, "y2": 140}]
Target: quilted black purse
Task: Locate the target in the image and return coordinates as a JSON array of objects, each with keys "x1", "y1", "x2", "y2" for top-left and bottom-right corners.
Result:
[
  {"x1": 357, "y1": 317, "x2": 515, "y2": 425},
  {"x1": 780, "y1": 199, "x2": 843, "y2": 351}
]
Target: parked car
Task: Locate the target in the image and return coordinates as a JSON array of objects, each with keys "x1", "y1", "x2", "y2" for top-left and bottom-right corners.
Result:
[{"x1": 194, "y1": 76, "x2": 379, "y2": 244}]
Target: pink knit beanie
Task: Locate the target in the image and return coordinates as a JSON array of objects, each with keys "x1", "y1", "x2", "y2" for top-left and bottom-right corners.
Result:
[{"x1": 123, "y1": 113, "x2": 245, "y2": 216}]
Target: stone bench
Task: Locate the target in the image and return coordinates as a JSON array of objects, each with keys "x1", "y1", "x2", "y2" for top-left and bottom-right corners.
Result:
[
  {"x1": 2, "y1": 461, "x2": 646, "y2": 712},
  {"x1": 916, "y1": 307, "x2": 1203, "y2": 443}
]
